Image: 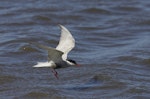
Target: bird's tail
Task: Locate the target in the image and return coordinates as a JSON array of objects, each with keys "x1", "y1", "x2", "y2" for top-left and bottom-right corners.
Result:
[{"x1": 33, "y1": 61, "x2": 54, "y2": 67}]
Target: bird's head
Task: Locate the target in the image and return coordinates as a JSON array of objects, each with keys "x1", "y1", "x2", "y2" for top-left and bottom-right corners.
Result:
[{"x1": 67, "y1": 59, "x2": 80, "y2": 66}]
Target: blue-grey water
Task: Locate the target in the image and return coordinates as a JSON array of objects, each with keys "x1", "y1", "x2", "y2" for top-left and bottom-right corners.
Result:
[{"x1": 0, "y1": 0, "x2": 150, "y2": 99}]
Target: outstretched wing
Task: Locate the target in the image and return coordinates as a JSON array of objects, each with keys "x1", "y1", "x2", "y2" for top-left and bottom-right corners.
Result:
[
  {"x1": 56, "y1": 25, "x2": 75, "y2": 60},
  {"x1": 31, "y1": 42, "x2": 63, "y2": 63}
]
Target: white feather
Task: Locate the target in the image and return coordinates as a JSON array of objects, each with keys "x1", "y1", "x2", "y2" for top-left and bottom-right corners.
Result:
[
  {"x1": 56, "y1": 25, "x2": 75, "y2": 60},
  {"x1": 33, "y1": 61, "x2": 56, "y2": 68}
]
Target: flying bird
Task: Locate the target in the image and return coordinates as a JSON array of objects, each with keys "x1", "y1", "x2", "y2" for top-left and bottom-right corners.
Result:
[{"x1": 32, "y1": 25, "x2": 79, "y2": 79}]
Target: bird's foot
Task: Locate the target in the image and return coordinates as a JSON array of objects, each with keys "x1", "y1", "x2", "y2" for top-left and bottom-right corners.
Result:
[{"x1": 51, "y1": 69, "x2": 59, "y2": 79}]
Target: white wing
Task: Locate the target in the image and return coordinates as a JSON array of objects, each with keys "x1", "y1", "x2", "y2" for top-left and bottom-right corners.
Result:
[{"x1": 56, "y1": 25, "x2": 75, "y2": 60}]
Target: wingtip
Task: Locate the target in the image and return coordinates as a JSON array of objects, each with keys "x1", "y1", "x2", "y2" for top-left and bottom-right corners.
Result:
[
  {"x1": 58, "y1": 24, "x2": 64, "y2": 29},
  {"x1": 58, "y1": 24, "x2": 70, "y2": 33}
]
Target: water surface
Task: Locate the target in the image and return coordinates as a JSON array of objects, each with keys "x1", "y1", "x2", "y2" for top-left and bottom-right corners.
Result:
[{"x1": 0, "y1": 0, "x2": 150, "y2": 99}]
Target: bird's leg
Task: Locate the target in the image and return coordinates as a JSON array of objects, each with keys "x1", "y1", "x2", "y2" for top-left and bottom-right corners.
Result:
[{"x1": 51, "y1": 68, "x2": 59, "y2": 79}]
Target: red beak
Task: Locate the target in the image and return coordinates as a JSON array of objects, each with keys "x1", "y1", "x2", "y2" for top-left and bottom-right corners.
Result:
[{"x1": 76, "y1": 64, "x2": 81, "y2": 66}]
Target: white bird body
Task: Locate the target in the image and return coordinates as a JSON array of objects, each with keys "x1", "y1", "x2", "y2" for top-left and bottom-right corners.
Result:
[{"x1": 33, "y1": 25, "x2": 76, "y2": 68}]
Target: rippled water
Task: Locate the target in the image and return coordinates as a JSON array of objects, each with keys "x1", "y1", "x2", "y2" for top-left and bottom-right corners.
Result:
[{"x1": 0, "y1": 0, "x2": 150, "y2": 99}]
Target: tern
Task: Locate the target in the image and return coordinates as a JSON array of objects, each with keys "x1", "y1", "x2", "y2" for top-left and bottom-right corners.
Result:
[{"x1": 32, "y1": 25, "x2": 79, "y2": 79}]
